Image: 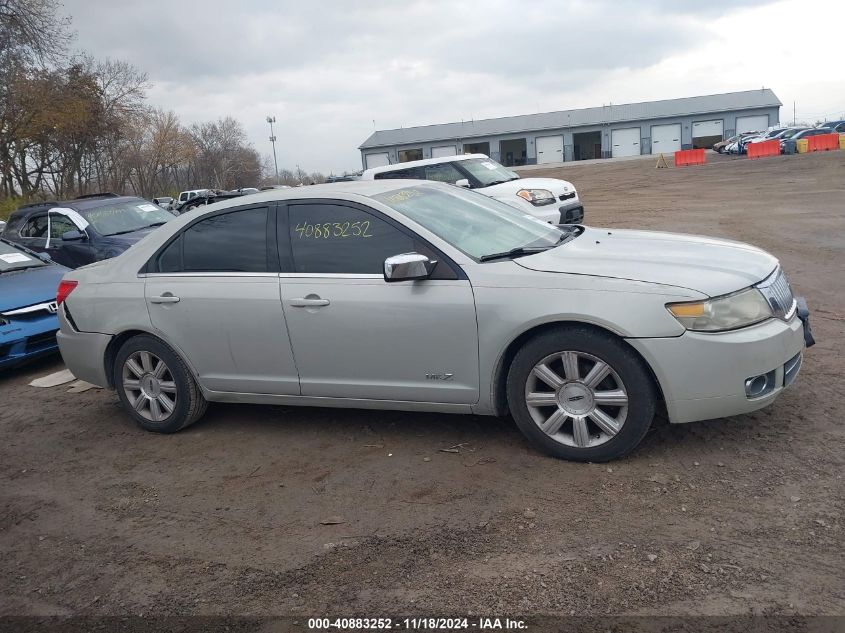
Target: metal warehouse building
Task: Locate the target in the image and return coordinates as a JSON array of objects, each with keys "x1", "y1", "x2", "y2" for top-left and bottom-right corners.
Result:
[{"x1": 359, "y1": 89, "x2": 781, "y2": 169}]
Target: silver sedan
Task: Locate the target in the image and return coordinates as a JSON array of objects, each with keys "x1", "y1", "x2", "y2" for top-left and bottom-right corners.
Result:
[{"x1": 56, "y1": 181, "x2": 810, "y2": 461}]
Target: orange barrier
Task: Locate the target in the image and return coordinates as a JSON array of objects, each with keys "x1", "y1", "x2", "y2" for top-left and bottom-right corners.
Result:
[
  {"x1": 674, "y1": 148, "x2": 706, "y2": 167},
  {"x1": 747, "y1": 139, "x2": 780, "y2": 159},
  {"x1": 807, "y1": 133, "x2": 840, "y2": 152}
]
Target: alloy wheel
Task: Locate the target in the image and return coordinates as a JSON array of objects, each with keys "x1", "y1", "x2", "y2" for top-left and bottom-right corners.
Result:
[
  {"x1": 524, "y1": 350, "x2": 628, "y2": 448},
  {"x1": 121, "y1": 351, "x2": 178, "y2": 422}
]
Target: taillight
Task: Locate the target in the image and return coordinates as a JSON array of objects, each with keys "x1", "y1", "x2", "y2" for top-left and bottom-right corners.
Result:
[{"x1": 57, "y1": 280, "x2": 78, "y2": 305}]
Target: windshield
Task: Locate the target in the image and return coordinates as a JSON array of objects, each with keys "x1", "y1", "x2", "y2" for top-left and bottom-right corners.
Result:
[
  {"x1": 372, "y1": 183, "x2": 566, "y2": 260},
  {"x1": 457, "y1": 158, "x2": 520, "y2": 188},
  {"x1": 81, "y1": 200, "x2": 174, "y2": 236},
  {"x1": 0, "y1": 239, "x2": 46, "y2": 273}
]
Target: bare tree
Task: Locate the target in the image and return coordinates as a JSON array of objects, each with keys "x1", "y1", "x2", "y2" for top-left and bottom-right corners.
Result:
[{"x1": 0, "y1": 0, "x2": 73, "y2": 69}]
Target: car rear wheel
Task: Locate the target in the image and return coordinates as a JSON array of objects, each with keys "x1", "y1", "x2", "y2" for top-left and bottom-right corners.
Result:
[
  {"x1": 114, "y1": 335, "x2": 207, "y2": 433},
  {"x1": 507, "y1": 327, "x2": 656, "y2": 462}
]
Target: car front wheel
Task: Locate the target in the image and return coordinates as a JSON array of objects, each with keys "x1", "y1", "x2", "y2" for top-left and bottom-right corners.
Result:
[
  {"x1": 507, "y1": 327, "x2": 657, "y2": 462},
  {"x1": 114, "y1": 334, "x2": 207, "y2": 433}
]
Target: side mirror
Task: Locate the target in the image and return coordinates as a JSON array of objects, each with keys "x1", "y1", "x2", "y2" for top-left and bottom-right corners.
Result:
[
  {"x1": 384, "y1": 252, "x2": 437, "y2": 282},
  {"x1": 61, "y1": 230, "x2": 84, "y2": 242},
  {"x1": 454, "y1": 178, "x2": 470, "y2": 188}
]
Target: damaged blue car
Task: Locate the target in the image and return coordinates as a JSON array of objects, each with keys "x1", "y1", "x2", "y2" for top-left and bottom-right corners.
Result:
[{"x1": 0, "y1": 238, "x2": 68, "y2": 370}]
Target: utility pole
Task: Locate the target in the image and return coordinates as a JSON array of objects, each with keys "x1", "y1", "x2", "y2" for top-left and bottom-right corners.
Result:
[
  {"x1": 266, "y1": 116, "x2": 279, "y2": 185},
  {"x1": 793, "y1": 101, "x2": 796, "y2": 126}
]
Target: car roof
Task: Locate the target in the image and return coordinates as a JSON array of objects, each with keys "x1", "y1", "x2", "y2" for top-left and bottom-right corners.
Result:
[
  {"x1": 9, "y1": 195, "x2": 147, "y2": 220},
  {"x1": 362, "y1": 153, "x2": 490, "y2": 177},
  {"x1": 179, "y1": 180, "x2": 450, "y2": 215}
]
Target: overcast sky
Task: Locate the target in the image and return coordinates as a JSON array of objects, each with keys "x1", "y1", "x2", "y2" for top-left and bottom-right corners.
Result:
[{"x1": 63, "y1": 0, "x2": 843, "y2": 174}]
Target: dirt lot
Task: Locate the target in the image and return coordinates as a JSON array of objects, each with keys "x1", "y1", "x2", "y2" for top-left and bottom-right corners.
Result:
[{"x1": 1, "y1": 151, "x2": 843, "y2": 619}]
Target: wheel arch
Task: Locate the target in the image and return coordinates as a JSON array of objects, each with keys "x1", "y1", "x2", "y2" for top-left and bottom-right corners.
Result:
[
  {"x1": 489, "y1": 320, "x2": 667, "y2": 417},
  {"x1": 104, "y1": 328, "x2": 199, "y2": 389}
]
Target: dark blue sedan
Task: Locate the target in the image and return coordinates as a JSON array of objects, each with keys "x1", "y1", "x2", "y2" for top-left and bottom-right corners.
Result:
[
  {"x1": 0, "y1": 193, "x2": 175, "y2": 269},
  {"x1": 0, "y1": 239, "x2": 68, "y2": 370}
]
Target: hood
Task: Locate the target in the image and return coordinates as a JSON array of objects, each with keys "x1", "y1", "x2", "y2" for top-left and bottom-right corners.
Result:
[
  {"x1": 480, "y1": 177, "x2": 576, "y2": 197},
  {"x1": 99, "y1": 227, "x2": 157, "y2": 247},
  {"x1": 516, "y1": 227, "x2": 778, "y2": 297},
  {"x1": 0, "y1": 264, "x2": 68, "y2": 313}
]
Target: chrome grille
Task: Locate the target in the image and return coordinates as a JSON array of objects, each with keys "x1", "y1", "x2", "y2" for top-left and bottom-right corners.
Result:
[{"x1": 757, "y1": 267, "x2": 796, "y2": 320}]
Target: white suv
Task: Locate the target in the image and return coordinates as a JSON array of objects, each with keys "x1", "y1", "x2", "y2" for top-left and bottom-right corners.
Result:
[{"x1": 361, "y1": 154, "x2": 583, "y2": 224}]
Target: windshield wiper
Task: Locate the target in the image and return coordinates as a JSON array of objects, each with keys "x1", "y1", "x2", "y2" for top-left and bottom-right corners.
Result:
[{"x1": 479, "y1": 246, "x2": 549, "y2": 262}]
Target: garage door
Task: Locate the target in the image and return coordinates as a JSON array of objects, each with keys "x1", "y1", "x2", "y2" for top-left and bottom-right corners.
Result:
[
  {"x1": 736, "y1": 115, "x2": 769, "y2": 134},
  {"x1": 692, "y1": 120, "x2": 724, "y2": 149},
  {"x1": 535, "y1": 135, "x2": 564, "y2": 164},
  {"x1": 365, "y1": 152, "x2": 390, "y2": 169},
  {"x1": 650, "y1": 123, "x2": 681, "y2": 154},
  {"x1": 611, "y1": 128, "x2": 640, "y2": 158},
  {"x1": 431, "y1": 145, "x2": 457, "y2": 158}
]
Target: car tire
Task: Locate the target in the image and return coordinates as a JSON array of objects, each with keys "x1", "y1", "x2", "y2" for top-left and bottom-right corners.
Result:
[
  {"x1": 113, "y1": 334, "x2": 208, "y2": 433},
  {"x1": 506, "y1": 327, "x2": 656, "y2": 462}
]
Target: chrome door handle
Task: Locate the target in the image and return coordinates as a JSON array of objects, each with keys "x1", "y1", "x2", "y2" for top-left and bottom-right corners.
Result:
[
  {"x1": 289, "y1": 298, "x2": 330, "y2": 307},
  {"x1": 150, "y1": 294, "x2": 180, "y2": 304}
]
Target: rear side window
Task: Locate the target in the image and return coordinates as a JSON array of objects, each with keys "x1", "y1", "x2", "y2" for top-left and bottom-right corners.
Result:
[
  {"x1": 20, "y1": 214, "x2": 48, "y2": 238},
  {"x1": 156, "y1": 207, "x2": 269, "y2": 272},
  {"x1": 374, "y1": 167, "x2": 425, "y2": 180}
]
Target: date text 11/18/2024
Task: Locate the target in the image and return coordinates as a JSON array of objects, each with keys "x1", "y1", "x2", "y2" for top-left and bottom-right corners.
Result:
[{"x1": 307, "y1": 617, "x2": 527, "y2": 630}]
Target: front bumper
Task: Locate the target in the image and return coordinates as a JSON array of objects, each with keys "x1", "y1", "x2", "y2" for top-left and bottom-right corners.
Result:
[
  {"x1": 627, "y1": 310, "x2": 808, "y2": 424},
  {"x1": 0, "y1": 314, "x2": 59, "y2": 370}
]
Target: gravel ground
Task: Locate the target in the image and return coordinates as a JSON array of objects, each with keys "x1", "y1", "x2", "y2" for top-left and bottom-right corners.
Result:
[{"x1": 1, "y1": 150, "x2": 843, "y2": 619}]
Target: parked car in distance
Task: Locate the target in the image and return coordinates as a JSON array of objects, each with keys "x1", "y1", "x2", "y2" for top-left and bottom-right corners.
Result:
[
  {"x1": 1, "y1": 238, "x2": 68, "y2": 370},
  {"x1": 713, "y1": 134, "x2": 742, "y2": 153},
  {"x1": 175, "y1": 189, "x2": 209, "y2": 208},
  {"x1": 153, "y1": 196, "x2": 174, "y2": 210},
  {"x1": 57, "y1": 181, "x2": 812, "y2": 462},
  {"x1": 817, "y1": 120, "x2": 845, "y2": 133},
  {"x1": 726, "y1": 132, "x2": 761, "y2": 154},
  {"x1": 780, "y1": 127, "x2": 832, "y2": 152},
  {"x1": 174, "y1": 189, "x2": 249, "y2": 214},
  {"x1": 260, "y1": 185, "x2": 293, "y2": 190},
  {"x1": 361, "y1": 154, "x2": 584, "y2": 224},
  {"x1": 0, "y1": 220, "x2": 5, "y2": 232},
  {"x1": 1, "y1": 193, "x2": 175, "y2": 269},
  {"x1": 732, "y1": 128, "x2": 790, "y2": 154}
]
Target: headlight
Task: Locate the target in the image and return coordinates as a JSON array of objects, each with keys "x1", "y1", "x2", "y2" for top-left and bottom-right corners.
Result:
[
  {"x1": 516, "y1": 189, "x2": 555, "y2": 206},
  {"x1": 666, "y1": 288, "x2": 772, "y2": 332}
]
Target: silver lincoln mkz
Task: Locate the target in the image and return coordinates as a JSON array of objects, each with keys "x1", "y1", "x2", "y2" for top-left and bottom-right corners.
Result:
[{"x1": 56, "y1": 181, "x2": 813, "y2": 461}]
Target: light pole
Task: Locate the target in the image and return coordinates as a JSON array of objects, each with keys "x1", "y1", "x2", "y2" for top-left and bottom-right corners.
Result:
[{"x1": 266, "y1": 116, "x2": 279, "y2": 185}]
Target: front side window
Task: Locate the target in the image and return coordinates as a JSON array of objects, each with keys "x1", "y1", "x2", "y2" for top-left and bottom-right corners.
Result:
[
  {"x1": 82, "y1": 200, "x2": 173, "y2": 236},
  {"x1": 48, "y1": 215, "x2": 78, "y2": 239},
  {"x1": 157, "y1": 207, "x2": 269, "y2": 273},
  {"x1": 424, "y1": 162, "x2": 464, "y2": 183},
  {"x1": 456, "y1": 158, "x2": 520, "y2": 188},
  {"x1": 372, "y1": 184, "x2": 565, "y2": 260},
  {"x1": 287, "y1": 203, "x2": 414, "y2": 274}
]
